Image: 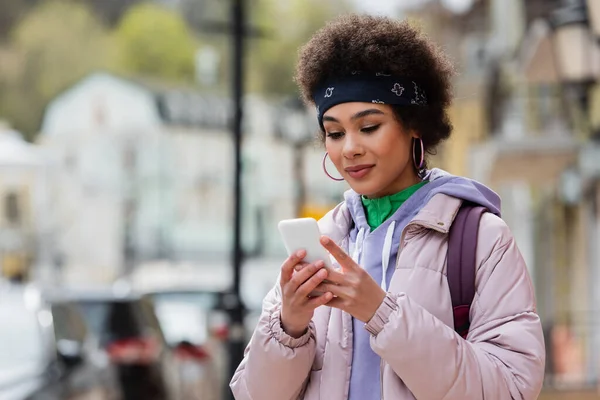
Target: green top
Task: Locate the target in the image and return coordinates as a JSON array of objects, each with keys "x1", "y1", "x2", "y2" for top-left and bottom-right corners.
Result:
[{"x1": 361, "y1": 181, "x2": 428, "y2": 230}]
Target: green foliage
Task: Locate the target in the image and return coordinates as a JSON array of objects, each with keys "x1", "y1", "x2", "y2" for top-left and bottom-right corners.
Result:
[
  {"x1": 0, "y1": 0, "x2": 31, "y2": 40},
  {"x1": 11, "y1": 1, "x2": 115, "y2": 98},
  {"x1": 247, "y1": 0, "x2": 352, "y2": 96},
  {"x1": 0, "y1": 0, "x2": 114, "y2": 139},
  {"x1": 113, "y1": 3, "x2": 197, "y2": 82}
]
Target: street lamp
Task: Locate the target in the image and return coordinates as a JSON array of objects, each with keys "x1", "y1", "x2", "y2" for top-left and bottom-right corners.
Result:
[
  {"x1": 586, "y1": 0, "x2": 600, "y2": 40},
  {"x1": 276, "y1": 97, "x2": 317, "y2": 217},
  {"x1": 197, "y1": 5, "x2": 268, "y2": 398},
  {"x1": 551, "y1": 0, "x2": 597, "y2": 85},
  {"x1": 551, "y1": 0, "x2": 600, "y2": 137}
]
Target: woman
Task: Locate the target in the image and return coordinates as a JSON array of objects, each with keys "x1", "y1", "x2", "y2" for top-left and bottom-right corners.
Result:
[{"x1": 231, "y1": 14, "x2": 545, "y2": 400}]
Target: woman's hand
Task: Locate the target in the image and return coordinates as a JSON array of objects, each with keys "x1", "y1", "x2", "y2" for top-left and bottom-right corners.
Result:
[
  {"x1": 314, "y1": 236, "x2": 386, "y2": 323},
  {"x1": 280, "y1": 250, "x2": 333, "y2": 338}
]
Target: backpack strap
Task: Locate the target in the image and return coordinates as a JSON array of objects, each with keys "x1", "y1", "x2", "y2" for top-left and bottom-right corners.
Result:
[{"x1": 447, "y1": 203, "x2": 487, "y2": 338}]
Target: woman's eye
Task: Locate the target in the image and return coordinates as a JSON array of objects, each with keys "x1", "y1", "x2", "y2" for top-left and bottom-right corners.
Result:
[
  {"x1": 326, "y1": 132, "x2": 344, "y2": 140},
  {"x1": 361, "y1": 125, "x2": 380, "y2": 133}
]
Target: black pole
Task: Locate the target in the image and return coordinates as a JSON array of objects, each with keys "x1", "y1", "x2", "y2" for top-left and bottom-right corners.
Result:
[
  {"x1": 227, "y1": 0, "x2": 246, "y2": 398},
  {"x1": 293, "y1": 142, "x2": 306, "y2": 217}
]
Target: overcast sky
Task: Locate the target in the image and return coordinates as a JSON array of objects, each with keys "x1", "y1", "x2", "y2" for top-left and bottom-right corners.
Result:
[
  {"x1": 352, "y1": 0, "x2": 400, "y2": 15},
  {"x1": 353, "y1": 0, "x2": 476, "y2": 16}
]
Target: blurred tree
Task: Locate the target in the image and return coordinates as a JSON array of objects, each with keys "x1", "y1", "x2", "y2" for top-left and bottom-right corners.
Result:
[
  {"x1": 0, "y1": 0, "x2": 144, "y2": 40},
  {"x1": 179, "y1": 0, "x2": 229, "y2": 32},
  {"x1": 80, "y1": 0, "x2": 143, "y2": 26},
  {"x1": 113, "y1": 3, "x2": 197, "y2": 82},
  {"x1": 0, "y1": 0, "x2": 38, "y2": 40},
  {"x1": 247, "y1": 0, "x2": 352, "y2": 96},
  {"x1": 0, "y1": 0, "x2": 115, "y2": 139}
]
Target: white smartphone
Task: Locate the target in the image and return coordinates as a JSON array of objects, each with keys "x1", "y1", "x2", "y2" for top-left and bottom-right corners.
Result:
[{"x1": 278, "y1": 218, "x2": 334, "y2": 270}]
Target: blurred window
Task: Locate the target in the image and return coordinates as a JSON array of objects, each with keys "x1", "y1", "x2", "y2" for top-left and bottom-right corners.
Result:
[
  {"x1": 154, "y1": 301, "x2": 208, "y2": 345},
  {"x1": 149, "y1": 292, "x2": 220, "y2": 346},
  {"x1": 150, "y1": 292, "x2": 219, "y2": 310},
  {"x1": 4, "y1": 192, "x2": 20, "y2": 224},
  {"x1": 77, "y1": 299, "x2": 164, "y2": 346},
  {"x1": 51, "y1": 303, "x2": 88, "y2": 343}
]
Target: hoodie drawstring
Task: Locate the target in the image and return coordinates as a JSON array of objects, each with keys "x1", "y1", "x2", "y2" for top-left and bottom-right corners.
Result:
[
  {"x1": 352, "y1": 228, "x2": 366, "y2": 264},
  {"x1": 351, "y1": 223, "x2": 395, "y2": 291},
  {"x1": 381, "y1": 221, "x2": 396, "y2": 292}
]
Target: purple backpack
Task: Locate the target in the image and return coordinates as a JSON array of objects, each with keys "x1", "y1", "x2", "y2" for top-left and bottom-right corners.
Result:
[{"x1": 447, "y1": 203, "x2": 488, "y2": 339}]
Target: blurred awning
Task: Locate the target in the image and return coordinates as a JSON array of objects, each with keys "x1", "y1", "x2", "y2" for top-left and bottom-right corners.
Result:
[
  {"x1": 519, "y1": 19, "x2": 560, "y2": 85},
  {"x1": 470, "y1": 136, "x2": 579, "y2": 185},
  {"x1": 520, "y1": 18, "x2": 600, "y2": 85},
  {"x1": 0, "y1": 129, "x2": 46, "y2": 168}
]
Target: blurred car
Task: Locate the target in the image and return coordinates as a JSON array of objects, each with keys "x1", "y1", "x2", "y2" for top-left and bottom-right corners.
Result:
[
  {"x1": 0, "y1": 283, "x2": 119, "y2": 400},
  {"x1": 146, "y1": 289, "x2": 229, "y2": 400},
  {"x1": 57, "y1": 288, "x2": 180, "y2": 400}
]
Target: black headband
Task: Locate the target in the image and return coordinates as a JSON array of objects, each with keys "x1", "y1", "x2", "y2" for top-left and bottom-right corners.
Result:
[{"x1": 312, "y1": 74, "x2": 428, "y2": 129}]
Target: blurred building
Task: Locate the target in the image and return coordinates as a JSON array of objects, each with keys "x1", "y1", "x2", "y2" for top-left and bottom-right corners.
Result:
[
  {"x1": 408, "y1": 0, "x2": 600, "y2": 393},
  {"x1": 37, "y1": 72, "x2": 341, "y2": 306},
  {"x1": 0, "y1": 124, "x2": 53, "y2": 283}
]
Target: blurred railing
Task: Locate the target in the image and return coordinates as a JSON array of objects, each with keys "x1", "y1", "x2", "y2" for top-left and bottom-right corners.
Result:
[{"x1": 493, "y1": 83, "x2": 570, "y2": 140}]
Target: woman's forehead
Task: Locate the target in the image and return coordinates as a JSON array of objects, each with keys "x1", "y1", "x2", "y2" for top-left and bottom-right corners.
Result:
[{"x1": 323, "y1": 102, "x2": 391, "y2": 121}]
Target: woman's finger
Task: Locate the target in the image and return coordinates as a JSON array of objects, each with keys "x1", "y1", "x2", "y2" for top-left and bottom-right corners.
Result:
[
  {"x1": 280, "y1": 250, "x2": 306, "y2": 286},
  {"x1": 296, "y1": 268, "x2": 328, "y2": 298},
  {"x1": 288, "y1": 261, "x2": 325, "y2": 292},
  {"x1": 294, "y1": 261, "x2": 311, "y2": 272},
  {"x1": 324, "y1": 297, "x2": 345, "y2": 310},
  {"x1": 306, "y1": 291, "x2": 333, "y2": 308},
  {"x1": 320, "y1": 236, "x2": 359, "y2": 273},
  {"x1": 322, "y1": 269, "x2": 346, "y2": 285},
  {"x1": 314, "y1": 282, "x2": 348, "y2": 298}
]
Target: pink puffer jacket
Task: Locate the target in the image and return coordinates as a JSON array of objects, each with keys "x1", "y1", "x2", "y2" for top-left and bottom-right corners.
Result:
[{"x1": 230, "y1": 194, "x2": 545, "y2": 399}]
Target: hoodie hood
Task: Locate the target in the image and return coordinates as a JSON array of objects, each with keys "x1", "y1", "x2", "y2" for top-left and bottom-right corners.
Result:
[
  {"x1": 422, "y1": 168, "x2": 501, "y2": 216},
  {"x1": 343, "y1": 168, "x2": 501, "y2": 232}
]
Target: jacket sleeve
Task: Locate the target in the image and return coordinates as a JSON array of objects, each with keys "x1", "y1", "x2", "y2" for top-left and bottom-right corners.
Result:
[
  {"x1": 366, "y1": 215, "x2": 545, "y2": 399},
  {"x1": 230, "y1": 279, "x2": 316, "y2": 400}
]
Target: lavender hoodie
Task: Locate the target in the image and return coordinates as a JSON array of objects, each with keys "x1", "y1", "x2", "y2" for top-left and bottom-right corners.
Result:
[{"x1": 348, "y1": 169, "x2": 502, "y2": 400}]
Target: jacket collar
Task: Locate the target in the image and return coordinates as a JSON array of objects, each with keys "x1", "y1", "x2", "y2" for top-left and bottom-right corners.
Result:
[
  {"x1": 319, "y1": 193, "x2": 463, "y2": 237},
  {"x1": 409, "y1": 193, "x2": 462, "y2": 233}
]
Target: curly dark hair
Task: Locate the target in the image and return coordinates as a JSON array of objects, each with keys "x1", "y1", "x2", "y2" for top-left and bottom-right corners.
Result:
[{"x1": 295, "y1": 14, "x2": 456, "y2": 159}]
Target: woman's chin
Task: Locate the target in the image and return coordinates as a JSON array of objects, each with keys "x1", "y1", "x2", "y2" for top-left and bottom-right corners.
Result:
[{"x1": 347, "y1": 181, "x2": 383, "y2": 198}]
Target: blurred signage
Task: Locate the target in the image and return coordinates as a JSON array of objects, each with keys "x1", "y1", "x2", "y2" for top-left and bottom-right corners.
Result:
[
  {"x1": 157, "y1": 91, "x2": 232, "y2": 130},
  {"x1": 300, "y1": 204, "x2": 336, "y2": 221},
  {"x1": 1, "y1": 252, "x2": 28, "y2": 279}
]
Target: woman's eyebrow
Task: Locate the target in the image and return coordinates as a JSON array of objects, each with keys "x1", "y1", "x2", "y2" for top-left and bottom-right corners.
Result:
[
  {"x1": 322, "y1": 109, "x2": 385, "y2": 123},
  {"x1": 322, "y1": 115, "x2": 339, "y2": 123},
  {"x1": 351, "y1": 109, "x2": 385, "y2": 121}
]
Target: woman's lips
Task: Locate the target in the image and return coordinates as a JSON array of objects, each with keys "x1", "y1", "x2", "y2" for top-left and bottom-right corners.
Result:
[{"x1": 345, "y1": 165, "x2": 375, "y2": 179}]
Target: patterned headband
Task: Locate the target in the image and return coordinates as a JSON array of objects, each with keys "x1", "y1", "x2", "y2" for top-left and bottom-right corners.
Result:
[{"x1": 312, "y1": 73, "x2": 428, "y2": 129}]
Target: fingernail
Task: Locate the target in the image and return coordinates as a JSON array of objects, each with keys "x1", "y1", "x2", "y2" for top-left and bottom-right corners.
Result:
[
  {"x1": 315, "y1": 260, "x2": 324, "y2": 268},
  {"x1": 318, "y1": 269, "x2": 327, "y2": 277},
  {"x1": 296, "y1": 250, "x2": 305, "y2": 257},
  {"x1": 320, "y1": 236, "x2": 330, "y2": 244}
]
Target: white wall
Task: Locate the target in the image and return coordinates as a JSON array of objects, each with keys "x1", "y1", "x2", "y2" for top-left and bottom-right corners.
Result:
[
  {"x1": 39, "y1": 73, "x2": 164, "y2": 283},
  {"x1": 41, "y1": 73, "x2": 162, "y2": 137}
]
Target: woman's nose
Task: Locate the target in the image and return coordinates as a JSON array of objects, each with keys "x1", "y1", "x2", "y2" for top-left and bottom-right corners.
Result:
[{"x1": 342, "y1": 133, "x2": 364, "y2": 159}]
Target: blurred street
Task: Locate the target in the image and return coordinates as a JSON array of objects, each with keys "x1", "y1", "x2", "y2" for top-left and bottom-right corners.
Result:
[{"x1": 1, "y1": 0, "x2": 600, "y2": 399}]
